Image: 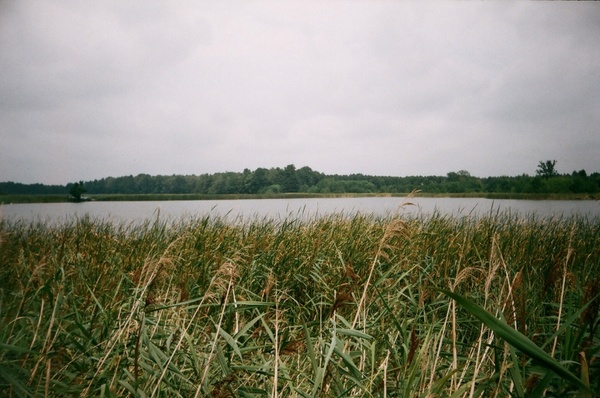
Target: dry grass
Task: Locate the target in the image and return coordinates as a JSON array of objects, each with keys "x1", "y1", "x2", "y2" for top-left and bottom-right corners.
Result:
[{"x1": 0, "y1": 211, "x2": 598, "y2": 396}]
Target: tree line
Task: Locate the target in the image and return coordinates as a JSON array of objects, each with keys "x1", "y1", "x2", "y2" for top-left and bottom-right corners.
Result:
[{"x1": 1, "y1": 162, "x2": 599, "y2": 197}]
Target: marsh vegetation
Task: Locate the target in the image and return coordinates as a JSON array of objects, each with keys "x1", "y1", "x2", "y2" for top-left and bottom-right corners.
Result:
[{"x1": 1, "y1": 210, "x2": 598, "y2": 396}]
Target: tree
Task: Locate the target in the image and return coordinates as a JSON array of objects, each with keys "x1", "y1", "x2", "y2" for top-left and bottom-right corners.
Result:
[
  {"x1": 69, "y1": 181, "x2": 87, "y2": 202},
  {"x1": 536, "y1": 160, "x2": 559, "y2": 179},
  {"x1": 281, "y1": 164, "x2": 300, "y2": 192},
  {"x1": 247, "y1": 167, "x2": 269, "y2": 194}
]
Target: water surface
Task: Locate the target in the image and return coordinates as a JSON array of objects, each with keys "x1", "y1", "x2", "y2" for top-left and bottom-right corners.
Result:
[{"x1": 2, "y1": 197, "x2": 599, "y2": 225}]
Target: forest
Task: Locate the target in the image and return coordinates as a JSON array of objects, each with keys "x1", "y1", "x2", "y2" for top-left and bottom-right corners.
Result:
[{"x1": 1, "y1": 163, "x2": 599, "y2": 197}]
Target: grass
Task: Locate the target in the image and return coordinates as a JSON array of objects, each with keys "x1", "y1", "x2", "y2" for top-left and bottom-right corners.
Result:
[
  {"x1": 2, "y1": 191, "x2": 598, "y2": 204},
  {"x1": 0, "y1": 210, "x2": 598, "y2": 397}
]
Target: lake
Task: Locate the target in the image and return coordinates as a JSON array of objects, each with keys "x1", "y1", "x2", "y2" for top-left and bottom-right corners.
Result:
[{"x1": 2, "y1": 197, "x2": 599, "y2": 225}]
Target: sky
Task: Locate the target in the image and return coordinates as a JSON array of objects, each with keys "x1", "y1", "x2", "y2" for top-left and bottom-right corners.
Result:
[{"x1": 1, "y1": 1, "x2": 600, "y2": 185}]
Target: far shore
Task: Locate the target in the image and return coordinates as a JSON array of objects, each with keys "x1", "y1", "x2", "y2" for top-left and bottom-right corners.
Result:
[{"x1": 1, "y1": 192, "x2": 599, "y2": 205}]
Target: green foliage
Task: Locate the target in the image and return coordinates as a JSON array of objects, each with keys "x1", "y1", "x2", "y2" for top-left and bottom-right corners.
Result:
[
  {"x1": 78, "y1": 166, "x2": 600, "y2": 196},
  {"x1": 3, "y1": 163, "x2": 600, "y2": 197},
  {"x1": 68, "y1": 181, "x2": 87, "y2": 202},
  {"x1": 1, "y1": 212, "x2": 599, "y2": 396},
  {"x1": 0, "y1": 181, "x2": 66, "y2": 195},
  {"x1": 438, "y1": 289, "x2": 593, "y2": 395},
  {"x1": 537, "y1": 160, "x2": 559, "y2": 179}
]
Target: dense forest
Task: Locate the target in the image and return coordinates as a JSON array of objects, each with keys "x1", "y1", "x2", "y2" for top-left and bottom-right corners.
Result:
[{"x1": 1, "y1": 163, "x2": 599, "y2": 197}]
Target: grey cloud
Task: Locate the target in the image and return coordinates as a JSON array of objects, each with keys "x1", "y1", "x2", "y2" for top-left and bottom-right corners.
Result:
[{"x1": 1, "y1": 1, "x2": 599, "y2": 184}]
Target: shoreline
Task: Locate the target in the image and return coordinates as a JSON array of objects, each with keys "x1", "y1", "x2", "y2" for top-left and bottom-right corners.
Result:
[{"x1": 1, "y1": 191, "x2": 599, "y2": 204}]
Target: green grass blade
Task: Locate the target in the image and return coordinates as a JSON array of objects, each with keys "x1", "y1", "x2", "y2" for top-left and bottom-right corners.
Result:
[
  {"x1": 498, "y1": 310, "x2": 524, "y2": 398},
  {"x1": 217, "y1": 325, "x2": 243, "y2": 360},
  {"x1": 0, "y1": 343, "x2": 35, "y2": 355},
  {"x1": 311, "y1": 326, "x2": 337, "y2": 398},
  {"x1": 302, "y1": 320, "x2": 318, "y2": 386},
  {"x1": 539, "y1": 297, "x2": 593, "y2": 350},
  {"x1": 528, "y1": 371, "x2": 556, "y2": 398},
  {"x1": 0, "y1": 363, "x2": 32, "y2": 398},
  {"x1": 437, "y1": 288, "x2": 591, "y2": 394},
  {"x1": 332, "y1": 340, "x2": 365, "y2": 387},
  {"x1": 335, "y1": 328, "x2": 373, "y2": 341},
  {"x1": 234, "y1": 312, "x2": 265, "y2": 341}
]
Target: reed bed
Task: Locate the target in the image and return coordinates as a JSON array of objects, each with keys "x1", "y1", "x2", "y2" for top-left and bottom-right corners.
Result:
[{"x1": 0, "y1": 210, "x2": 598, "y2": 397}]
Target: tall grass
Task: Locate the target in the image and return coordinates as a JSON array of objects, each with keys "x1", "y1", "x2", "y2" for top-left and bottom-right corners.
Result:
[{"x1": 0, "y1": 211, "x2": 598, "y2": 397}]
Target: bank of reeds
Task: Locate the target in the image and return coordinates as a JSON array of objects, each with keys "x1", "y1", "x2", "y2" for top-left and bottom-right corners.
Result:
[{"x1": 0, "y1": 211, "x2": 598, "y2": 397}]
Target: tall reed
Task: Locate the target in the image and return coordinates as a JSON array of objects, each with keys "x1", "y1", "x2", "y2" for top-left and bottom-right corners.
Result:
[{"x1": 0, "y1": 211, "x2": 598, "y2": 396}]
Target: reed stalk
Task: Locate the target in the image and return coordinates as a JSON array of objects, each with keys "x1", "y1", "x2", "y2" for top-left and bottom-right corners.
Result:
[{"x1": 0, "y1": 211, "x2": 597, "y2": 396}]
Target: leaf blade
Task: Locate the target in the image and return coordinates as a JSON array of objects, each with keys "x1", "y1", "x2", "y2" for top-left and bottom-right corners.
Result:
[{"x1": 437, "y1": 288, "x2": 591, "y2": 394}]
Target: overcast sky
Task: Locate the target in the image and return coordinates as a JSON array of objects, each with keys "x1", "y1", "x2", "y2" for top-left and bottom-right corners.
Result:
[{"x1": 1, "y1": 1, "x2": 599, "y2": 185}]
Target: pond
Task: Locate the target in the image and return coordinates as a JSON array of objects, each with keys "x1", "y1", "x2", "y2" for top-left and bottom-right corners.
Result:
[{"x1": 2, "y1": 197, "x2": 599, "y2": 225}]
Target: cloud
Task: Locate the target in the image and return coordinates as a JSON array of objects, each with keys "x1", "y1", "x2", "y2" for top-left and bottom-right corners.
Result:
[{"x1": 1, "y1": 1, "x2": 599, "y2": 184}]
